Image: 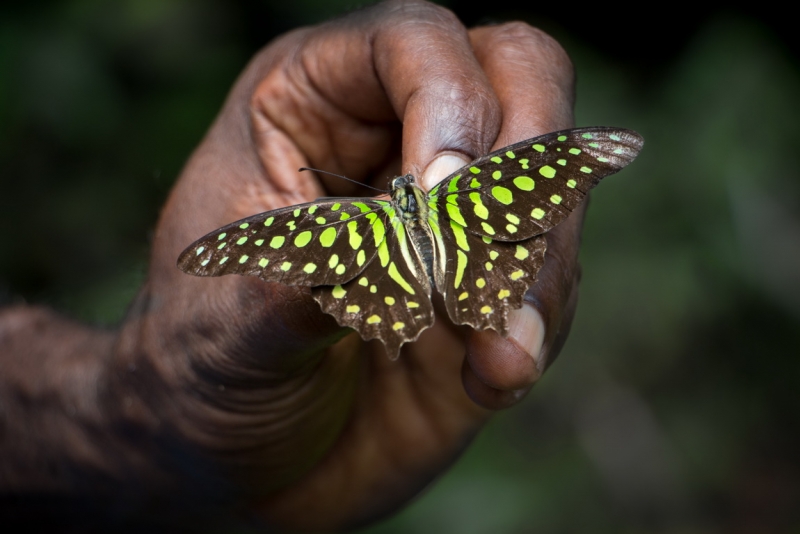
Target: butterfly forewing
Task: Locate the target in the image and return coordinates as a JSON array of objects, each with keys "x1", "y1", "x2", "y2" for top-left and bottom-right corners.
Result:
[
  {"x1": 178, "y1": 199, "x2": 391, "y2": 287},
  {"x1": 313, "y1": 208, "x2": 434, "y2": 359},
  {"x1": 430, "y1": 127, "x2": 644, "y2": 242}
]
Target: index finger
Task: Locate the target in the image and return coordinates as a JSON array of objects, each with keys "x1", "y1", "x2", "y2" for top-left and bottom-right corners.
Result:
[{"x1": 275, "y1": 0, "x2": 505, "y2": 180}]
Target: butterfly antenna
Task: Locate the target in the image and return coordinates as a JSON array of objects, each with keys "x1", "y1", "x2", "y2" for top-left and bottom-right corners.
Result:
[{"x1": 299, "y1": 167, "x2": 388, "y2": 194}]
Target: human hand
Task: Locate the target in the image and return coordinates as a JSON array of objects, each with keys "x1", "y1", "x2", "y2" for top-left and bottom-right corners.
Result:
[{"x1": 117, "y1": 0, "x2": 579, "y2": 528}]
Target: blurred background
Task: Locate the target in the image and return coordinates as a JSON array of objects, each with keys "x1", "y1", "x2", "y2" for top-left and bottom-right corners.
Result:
[{"x1": 1, "y1": 1, "x2": 798, "y2": 532}]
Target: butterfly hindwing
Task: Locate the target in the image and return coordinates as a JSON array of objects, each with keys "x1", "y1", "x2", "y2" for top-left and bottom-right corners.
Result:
[
  {"x1": 432, "y1": 219, "x2": 547, "y2": 335},
  {"x1": 313, "y1": 208, "x2": 434, "y2": 359},
  {"x1": 429, "y1": 127, "x2": 644, "y2": 242},
  {"x1": 178, "y1": 199, "x2": 392, "y2": 287}
]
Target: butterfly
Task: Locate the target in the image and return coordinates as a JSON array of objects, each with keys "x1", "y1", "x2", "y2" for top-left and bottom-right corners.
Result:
[{"x1": 177, "y1": 127, "x2": 643, "y2": 359}]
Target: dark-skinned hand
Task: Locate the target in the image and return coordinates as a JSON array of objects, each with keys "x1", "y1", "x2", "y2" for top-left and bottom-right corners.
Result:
[{"x1": 0, "y1": 0, "x2": 581, "y2": 530}]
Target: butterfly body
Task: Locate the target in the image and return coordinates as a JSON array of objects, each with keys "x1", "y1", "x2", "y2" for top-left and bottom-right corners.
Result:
[
  {"x1": 390, "y1": 174, "x2": 436, "y2": 284},
  {"x1": 178, "y1": 127, "x2": 644, "y2": 358}
]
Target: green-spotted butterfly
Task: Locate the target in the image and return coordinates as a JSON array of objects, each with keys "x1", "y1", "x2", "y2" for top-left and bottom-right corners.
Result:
[{"x1": 178, "y1": 127, "x2": 643, "y2": 358}]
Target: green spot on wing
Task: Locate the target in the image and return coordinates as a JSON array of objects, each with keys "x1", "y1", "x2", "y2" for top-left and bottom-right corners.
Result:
[
  {"x1": 347, "y1": 221, "x2": 363, "y2": 249},
  {"x1": 372, "y1": 216, "x2": 386, "y2": 246},
  {"x1": 294, "y1": 231, "x2": 312, "y2": 247},
  {"x1": 539, "y1": 165, "x2": 556, "y2": 178},
  {"x1": 446, "y1": 202, "x2": 466, "y2": 227},
  {"x1": 377, "y1": 240, "x2": 390, "y2": 267},
  {"x1": 450, "y1": 220, "x2": 469, "y2": 251},
  {"x1": 319, "y1": 227, "x2": 336, "y2": 247},
  {"x1": 388, "y1": 262, "x2": 415, "y2": 294},
  {"x1": 454, "y1": 250, "x2": 467, "y2": 288},
  {"x1": 447, "y1": 175, "x2": 461, "y2": 192},
  {"x1": 513, "y1": 176, "x2": 534, "y2": 191},
  {"x1": 491, "y1": 186, "x2": 513, "y2": 205},
  {"x1": 469, "y1": 192, "x2": 489, "y2": 219}
]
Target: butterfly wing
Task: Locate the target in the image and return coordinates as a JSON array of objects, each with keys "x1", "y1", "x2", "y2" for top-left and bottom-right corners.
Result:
[
  {"x1": 313, "y1": 207, "x2": 433, "y2": 359},
  {"x1": 429, "y1": 127, "x2": 644, "y2": 242},
  {"x1": 178, "y1": 199, "x2": 391, "y2": 287},
  {"x1": 430, "y1": 202, "x2": 546, "y2": 334},
  {"x1": 428, "y1": 127, "x2": 643, "y2": 334},
  {"x1": 178, "y1": 198, "x2": 434, "y2": 359}
]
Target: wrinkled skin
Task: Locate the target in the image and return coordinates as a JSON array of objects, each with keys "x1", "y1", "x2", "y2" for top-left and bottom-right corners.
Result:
[{"x1": 0, "y1": 0, "x2": 583, "y2": 530}]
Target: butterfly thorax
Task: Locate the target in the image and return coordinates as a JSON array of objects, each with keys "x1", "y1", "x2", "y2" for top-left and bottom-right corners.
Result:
[{"x1": 391, "y1": 174, "x2": 436, "y2": 287}]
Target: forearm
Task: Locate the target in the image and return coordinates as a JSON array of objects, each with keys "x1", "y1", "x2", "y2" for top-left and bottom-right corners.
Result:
[
  {"x1": 0, "y1": 305, "x2": 118, "y2": 490},
  {"x1": 0, "y1": 302, "x2": 211, "y2": 517}
]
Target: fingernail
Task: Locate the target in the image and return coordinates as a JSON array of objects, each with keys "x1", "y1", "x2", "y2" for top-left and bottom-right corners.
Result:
[
  {"x1": 420, "y1": 154, "x2": 469, "y2": 190},
  {"x1": 508, "y1": 305, "x2": 546, "y2": 371}
]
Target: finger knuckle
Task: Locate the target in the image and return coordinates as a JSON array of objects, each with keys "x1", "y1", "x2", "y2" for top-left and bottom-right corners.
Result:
[
  {"x1": 485, "y1": 22, "x2": 574, "y2": 78},
  {"x1": 380, "y1": 0, "x2": 462, "y2": 30},
  {"x1": 420, "y1": 76, "x2": 501, "y2": 151}
]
